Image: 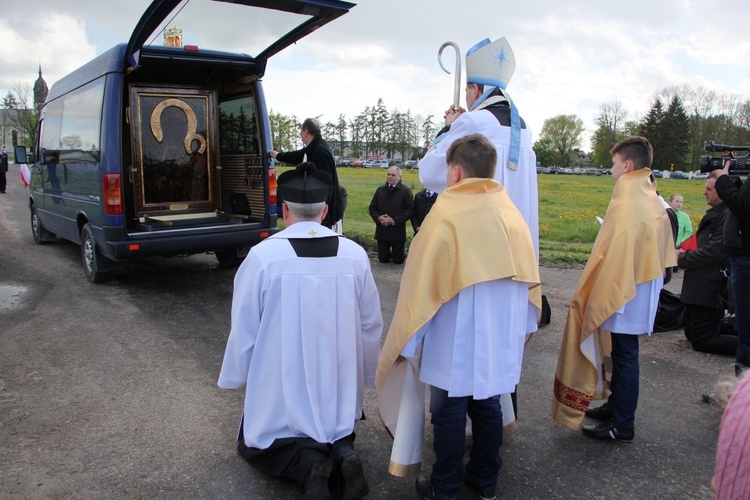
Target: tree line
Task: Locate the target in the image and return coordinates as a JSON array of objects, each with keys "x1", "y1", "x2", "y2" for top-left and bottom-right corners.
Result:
[
  {"x1": 5, "y1": 79, "x2": 748, "y2": 172},
  {"x1": 534, "y1": 84, "x2": 750, "y2": 171},
  {"x1": 270, "y1": 97, "x2": 438, "y2": 161}
]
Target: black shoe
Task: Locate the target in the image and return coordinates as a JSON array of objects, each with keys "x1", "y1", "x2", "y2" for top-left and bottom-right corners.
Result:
[
  {"x1": 415, "y1": 475, "x2": 435, "y2": 500},
  {"x1": 304, "y1": 460, "x2": 333, "y2": 500},
  {"x1": 464, "y1": 475, "x2": 497, "y2": 500},
  {"x1": 585, "y1": 404, "x2": 614, "y2": 421},
  {"x1": 335, "y1": 446, "x2": 369, "y2": 499},
  {"x1": 582, "y1": 418, "x2": 634, "y2": 442}
]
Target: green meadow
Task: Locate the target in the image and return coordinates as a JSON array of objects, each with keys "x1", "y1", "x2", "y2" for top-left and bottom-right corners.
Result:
[{"x1": 278, "y1": 166, "x2": 709, "y2": 266}]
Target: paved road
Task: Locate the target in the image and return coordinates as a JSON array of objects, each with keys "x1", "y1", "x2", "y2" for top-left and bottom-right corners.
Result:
[{"x1": 0, "y1": 180, "x2": 729, "y2": 499}]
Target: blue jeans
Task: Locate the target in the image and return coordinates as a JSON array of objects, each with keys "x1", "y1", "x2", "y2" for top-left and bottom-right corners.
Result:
[
  {"x1": 607, "y1": 333, "x2": 639, "y2": 429},
  {"x1": 429, "y1": 386, "x2": 502, "y2": 499},
  {"x1": 729, "y1": 255, "x2": 750, "y2": 374}
]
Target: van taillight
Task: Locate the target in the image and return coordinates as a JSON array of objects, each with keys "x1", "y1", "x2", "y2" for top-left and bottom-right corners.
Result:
[
  {"x1": 268, "y1": 168, "x2": 277, "y2": 206},
  {"x1": 103, "y1": 174, "x2": 122, "y2": 215}
]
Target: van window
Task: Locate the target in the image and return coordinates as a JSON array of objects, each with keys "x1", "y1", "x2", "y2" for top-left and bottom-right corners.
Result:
[
  {"x1": 40, "y1": 79, "x2": 104, "y2": 163},
  {"x1": 219, "y1": 95, "x2": 259, "y2": 155}
]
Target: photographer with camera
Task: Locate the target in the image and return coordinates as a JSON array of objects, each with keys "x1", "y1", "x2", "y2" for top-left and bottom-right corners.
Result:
[
  {"x1": 716, "y1": 160, "x2": 750, "y2": 375},
  {"x1": 677, "y1": 172, "x2": 736, "y2": 356}
]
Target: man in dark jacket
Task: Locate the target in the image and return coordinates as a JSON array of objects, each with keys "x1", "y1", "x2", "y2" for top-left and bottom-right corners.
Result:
[
  {"x1": 270, "y1": 118, "x2": 344, "y2": 229},
  {"x1": 369, "y1": 163, "x2": 414, "y2": 264},
  {"x1": 677, "y1": 173, "x2": 736, "y2": 355},
  {"x1": 715, "y1": 161, "x2": 750, "y2": 374},
  {"x1": 411, "y1": 188, "x2": 438, "y2": 234},
  {"x1": 0, "y1": 148, "x2": 8, "y2": 194}
]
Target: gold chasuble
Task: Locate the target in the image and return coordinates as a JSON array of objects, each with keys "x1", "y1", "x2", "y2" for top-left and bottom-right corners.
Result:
[
  {"x1": 551, "y1": 168, "x2": 676, "y2": 430},
  {"x1": 376, "y1": 177, "x2": 541, "y2": 477}
]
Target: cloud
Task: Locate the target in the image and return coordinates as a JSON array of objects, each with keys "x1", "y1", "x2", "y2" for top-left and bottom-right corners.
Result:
[
  {"x1": 1, "y1": 10, "x2": 99, "y2": 94},
  {"x1": 2, "y1": 0, "x2": 749, "y2": 154}
]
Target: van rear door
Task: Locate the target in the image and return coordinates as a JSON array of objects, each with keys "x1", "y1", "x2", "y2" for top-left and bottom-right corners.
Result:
[
  {"x1": 125, "y1": 0, "x2": 355, "y2": 71},
  {"x1": 122, "y1": 0, "x2": 354, "y2": 219}
]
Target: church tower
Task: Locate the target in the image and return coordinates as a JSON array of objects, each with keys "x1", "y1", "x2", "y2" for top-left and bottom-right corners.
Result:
[{"x1": 34, "y1": 64, "x2": 49, "y2": 110}]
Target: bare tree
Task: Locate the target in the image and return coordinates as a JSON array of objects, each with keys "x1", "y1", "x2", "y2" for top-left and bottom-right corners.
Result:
[
  {"x1": 590, "y1": 100, "x2": 628, "y2": 167},
  {"x1": 2, "y1": 82, "x2": 40, "y2": 150}
]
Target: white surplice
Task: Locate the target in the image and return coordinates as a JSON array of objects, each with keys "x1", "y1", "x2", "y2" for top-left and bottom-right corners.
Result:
[
  {"x1": 418, "y1": 107, "x2": 539, "y2": 261},
  {"x1": 218, "y1": 221, "x2": 383, "y2": 449},
  {"x1": 400, "y1": 279, "x2": 531, "y2": 399}
]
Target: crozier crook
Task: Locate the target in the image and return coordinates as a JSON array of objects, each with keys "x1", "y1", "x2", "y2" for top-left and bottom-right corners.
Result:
[{"x1": 438, "y1": 41, "x2": 462, "y2": 110}]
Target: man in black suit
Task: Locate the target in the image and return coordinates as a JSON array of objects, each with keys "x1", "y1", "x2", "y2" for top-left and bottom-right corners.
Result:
[
  {"x1": 677, "y1": 172, "x2": 737, "y2": 355},
  {"x1": 270, "y1": 118, "x2": 344, "y2": 230},
  {"x1": 411, "y1": 188, "x2": 438, "y2": 234},
  {"x1": 369, "y1": 163, "x2": 414, "y2": 264}
]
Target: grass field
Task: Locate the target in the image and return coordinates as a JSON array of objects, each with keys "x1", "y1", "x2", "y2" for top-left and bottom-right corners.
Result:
[{"x1": 279, "y1": 166, "x2": 709, "y2": 265}]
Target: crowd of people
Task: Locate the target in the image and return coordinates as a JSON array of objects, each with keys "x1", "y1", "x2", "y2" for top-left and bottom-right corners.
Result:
[{"x1": 217, "y1": 36, "x2": 749, "y2": 500}]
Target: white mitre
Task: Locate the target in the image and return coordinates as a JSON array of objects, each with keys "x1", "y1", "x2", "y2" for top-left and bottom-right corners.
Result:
[{"x1": 465, "y1": 37, "x2": 516, "y2": 90}]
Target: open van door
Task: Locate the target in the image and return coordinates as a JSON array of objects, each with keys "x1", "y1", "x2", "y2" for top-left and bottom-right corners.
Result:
[
  {"x1": 125, "y1": 0, "x2": 355, "y2": 71},
  {"x1": 123, "y1": 0, "x2": 354, "y2": 217}
]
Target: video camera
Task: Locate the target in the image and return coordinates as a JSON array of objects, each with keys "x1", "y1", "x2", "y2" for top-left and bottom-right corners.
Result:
[{"x1": 700, "y1": 141, "x2": 750, "y2": 175}]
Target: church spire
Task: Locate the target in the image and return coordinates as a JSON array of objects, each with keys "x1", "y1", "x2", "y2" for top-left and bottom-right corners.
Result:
[{"x1": 34, "y1": 62, "x2": 49, "y2": 109}]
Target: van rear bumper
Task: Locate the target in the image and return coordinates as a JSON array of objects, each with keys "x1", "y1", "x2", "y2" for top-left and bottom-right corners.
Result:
[{"x1": 101, "y1": 224, "x2": 278, "y2": 261}]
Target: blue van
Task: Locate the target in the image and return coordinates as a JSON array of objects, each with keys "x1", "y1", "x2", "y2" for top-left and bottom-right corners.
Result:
[{"x1": 14, "y1": 0, "x2": 353, "y2": 282}]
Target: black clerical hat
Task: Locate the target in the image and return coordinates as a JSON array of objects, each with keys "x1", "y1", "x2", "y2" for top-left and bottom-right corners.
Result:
[{"x1": 277, "y1": 162, "x2": 333, "y2": 204}]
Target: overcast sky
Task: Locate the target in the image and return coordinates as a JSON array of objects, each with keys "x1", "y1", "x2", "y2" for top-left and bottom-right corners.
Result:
[{"x1": 2, "y1": 0, "x2": 749, "y2": 150}]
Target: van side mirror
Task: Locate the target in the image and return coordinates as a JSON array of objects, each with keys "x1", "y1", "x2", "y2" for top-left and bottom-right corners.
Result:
[{"x1": 14, "y1": 145, "x2": 27, "y2": 164}]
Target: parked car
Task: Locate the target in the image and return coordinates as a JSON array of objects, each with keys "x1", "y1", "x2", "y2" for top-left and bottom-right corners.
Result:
[
  {"x1": 693, "y1": 172, "x2": 708, "y2": 180},
  {"x1": 404, "y1": 160, "x2": 418, "y2": 169},
  {"x1": 375, "y1": 159, "x2": 390, "y2": 168},
  {"x1": 670, "y1": 171, "x2": 689, "y2": 179},
  {"x1": 353, "y1": 158, "x2": 364, "y2": 167},
  {"x1": 652, "y1": 170, "x2": 663, "y2": 178},
  {"x1": 548, "y1": 166, "x2": 561, "y2": 174}
]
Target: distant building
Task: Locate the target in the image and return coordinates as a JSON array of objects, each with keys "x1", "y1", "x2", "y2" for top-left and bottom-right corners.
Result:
[
  {"x1": 1, "y1": 65, "x2": 48, "y2": 148},
  {"x1": 573, "y1": 149, "x2": 593, "y2": 167},
  {"x1": 0, "y1": 109, "x2": 21, "y2": 149}
]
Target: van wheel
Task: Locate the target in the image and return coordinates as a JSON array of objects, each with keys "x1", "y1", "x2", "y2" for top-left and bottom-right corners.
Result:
[
  {"x1": 215, "y1": 248, "x2": 241, "y2": 268},
  {"x1": 30, "y1": 205, "x2": 54, "y2": 244},
  {"x1": 81, "y1": 223, "x2": 113, "y2": 283}
]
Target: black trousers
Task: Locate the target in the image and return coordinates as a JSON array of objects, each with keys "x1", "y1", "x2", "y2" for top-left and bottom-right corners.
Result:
[
  {"x1": 0, "y1": 171, "x2": 6, "y2": 193},
  {"x1": 684, "y1": 304, "x2": 738, "y2": 356},
  {"x1": 236, "y1": 428, "x2": 356, "y2": 488},
  {"x1": 238, "y1": 435, "x2": 331, "y2": 487},
  {"x1": 377, "y1": 239, "x2": 405, "y2": 264}
]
